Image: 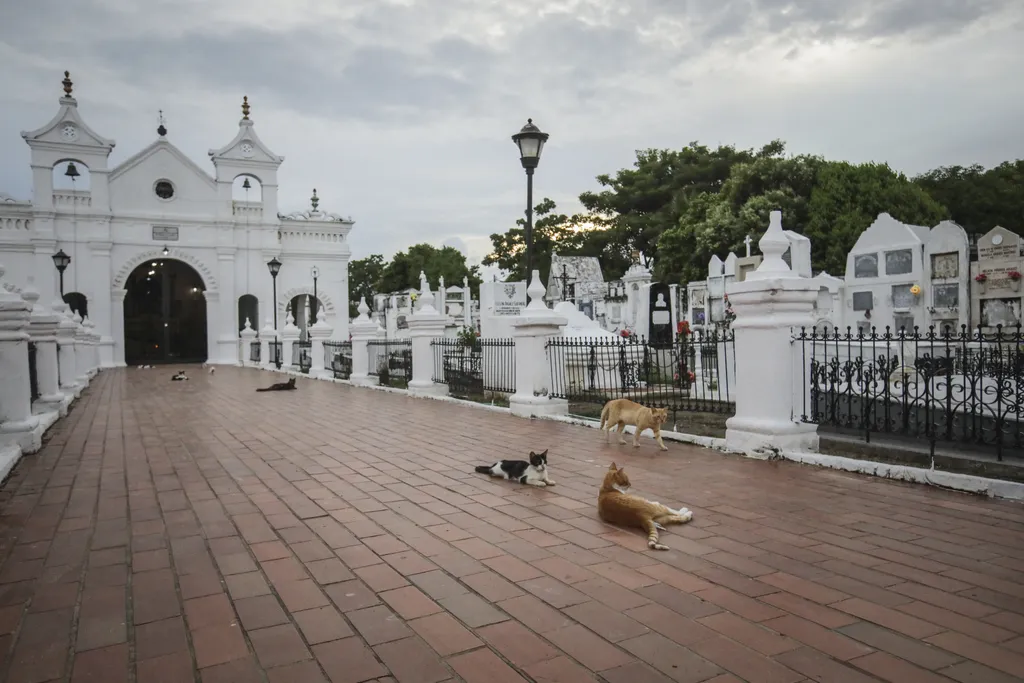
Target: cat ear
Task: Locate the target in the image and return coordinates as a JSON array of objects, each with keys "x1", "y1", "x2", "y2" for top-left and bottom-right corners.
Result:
[
  {"x1": 608, "y1": 462, "x2": 617, "y2": 470},
  {"x1": 540, "y1": 449, "x2": 548, "y2": 457}
]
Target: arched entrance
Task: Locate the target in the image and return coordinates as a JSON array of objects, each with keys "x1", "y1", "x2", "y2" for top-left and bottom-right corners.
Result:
[{"x1": 123, "y1": 258, "x2": 208, "y2": 365}]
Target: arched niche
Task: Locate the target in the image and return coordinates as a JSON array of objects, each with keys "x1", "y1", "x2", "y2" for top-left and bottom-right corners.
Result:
[
  {"x1": 232, "y1": 174, "x2": 263, "y2": 202},
  {"x1": 63, "y1": 291, "x2": 88, "y2": 318},
  {"x1": 238, "y1": 294, "x2": 259, "y2": 332},
  {"x1": 52, "y1": 159, "x2": 91, "y2": 191}
]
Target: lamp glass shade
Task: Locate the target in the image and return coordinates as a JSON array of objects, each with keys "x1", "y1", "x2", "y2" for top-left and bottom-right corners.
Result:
[
  {"x1": 52, "y1": 249, "x2": 71, "y2": 271},
  {"x1": 267, "y1": 257, "x2": 282, "y2": 277}
]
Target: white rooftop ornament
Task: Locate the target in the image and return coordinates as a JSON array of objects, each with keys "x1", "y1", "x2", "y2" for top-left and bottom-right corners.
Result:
[
  {"x1": 356, "y1": 296, "x2": 371, "y2": 321},
  {"x1": 747, "y1": 211, "x2": 793, "y2": 281},
  {"x1": 526, "y1": 269, "x2": 548, "y2": 311}
]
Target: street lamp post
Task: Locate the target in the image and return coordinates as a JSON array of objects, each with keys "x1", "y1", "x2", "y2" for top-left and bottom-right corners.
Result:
[
  {"x1": 52, "y1": 249, "x2": 71, "y2": 298},
  {"x1": 511, "y1": 119, "x2": 549, "y2": 285},
  {"x1": 267, "y1": 257, "x2": 282, "y2": 331},
  {"x1": 311, "y1": 266, "x2": 319, "y2": 325}
]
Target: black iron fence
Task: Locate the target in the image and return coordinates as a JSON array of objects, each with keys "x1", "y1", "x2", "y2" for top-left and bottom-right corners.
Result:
[
  {"x1": 546, "y1": 332, "x2": 736, "y2": 434},
  {"x1": 324, "y1": 341, "x2": 352, "y2": 379},
  {"x1": 430, "y1": 337, "x2": 516, "y2": 398},
  {"x1": 268, "y1": 341, "x2": 283, "y2": 369},
  {"x1": 28, "y1": 342, "x2": 39, "y2": 403},
  {"x1": 796, "y1": 325, "x2": 1023, "y2": 460},
  {"x1": 368, "y1": 340, "x2": 411, "y2": 389},
  {"x1": 249, "y1": 340, "x2": 260, "y2": 363},
  {"x1": 293, "y1": 341, "x2": 312, "y2": 374}
]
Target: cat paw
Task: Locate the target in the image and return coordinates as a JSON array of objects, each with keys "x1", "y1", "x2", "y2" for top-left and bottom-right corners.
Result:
[
  {"x1": 545, "y1": 480, "x2": 556, "y2": 486},
  {"x1": 659, "y1": 445, "x2": 669, "y2": 451},
  {"x1": 633, "y1": 443, "x2": 640, "y2": 448},
  {"x1": 678, "y1": 509, "x2": 693, "y2": 522}
]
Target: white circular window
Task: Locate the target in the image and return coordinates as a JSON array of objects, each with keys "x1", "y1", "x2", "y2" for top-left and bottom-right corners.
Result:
[{"x1": 154, "y1": 179, "x2": 175, "y2": 200}]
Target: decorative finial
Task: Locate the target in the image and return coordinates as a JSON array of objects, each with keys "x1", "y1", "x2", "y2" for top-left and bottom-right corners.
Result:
[
  {"x1": 241, "y1": 96, "x2": 250, "y2": 120},
  {"x1": 62, "y1": 71, "x2": 73, "y2": 97},
  {"x1": 311, "y1": 189, "x2": 319, "y2": 211},
  {"x1": 747, "y1": 211, "x2": 793, "y2": 281},
  {"x1": 357, "y1": 296, "x2": 370, "y2": 319},
  {"x1": 157, "y1": 109, "x2": 167, "y2": 137}
]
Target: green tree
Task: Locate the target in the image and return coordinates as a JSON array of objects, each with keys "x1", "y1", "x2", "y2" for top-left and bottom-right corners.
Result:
[
  {"x1": 578, "y1": 142, "x2": 780, "y2": 268},
  {"x1": 805, "y1": 162, "x2": 948, "y2": 275},
  {"x1": 914, "y1": 161, "x2": 1024, "y2": 237},
  {"x1": 376, "y1": 243, "x2": 482, "y2": 296},
  {"x1": 657, "y1": 147, "x2": 824, "y2": 284},
  {"x1": 348, "y1": 254, "x2": 386, "y2": 318}
]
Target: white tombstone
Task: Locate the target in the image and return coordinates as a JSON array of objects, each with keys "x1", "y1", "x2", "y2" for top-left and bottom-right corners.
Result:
[
  {"x1": 971, "y1": 226, "x2": 1023, "y2": 329},
  {"x1": 924, "y1": 220, "x2": 970, "y2": 334}
]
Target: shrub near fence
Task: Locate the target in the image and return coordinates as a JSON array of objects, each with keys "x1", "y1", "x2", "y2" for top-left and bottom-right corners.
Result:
[
  {"x1": 368, "y1": 339, "x2": 412, "y2": 389},
  {"x1": 431, "y1": 337, "x2": 515, "y2": 401},
  {"x1": 323, "y1": 341, "x2": 352, "y2": 379},
  {"x1": 546, "y1": 331, "x2": 736, "y2": 436},
  {"x1": 796, "y1": 325, "x2": 1023, "y2": 460}
]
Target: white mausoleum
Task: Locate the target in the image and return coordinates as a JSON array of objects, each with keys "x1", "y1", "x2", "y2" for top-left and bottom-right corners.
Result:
[{"x1": 0, "y1": 72, "x2": 353, "y2": 367}]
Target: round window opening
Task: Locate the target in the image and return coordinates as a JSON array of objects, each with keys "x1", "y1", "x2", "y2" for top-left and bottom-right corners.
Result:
[{"x1": 155, "y1": 180, "x2": 175, "y2": 200}]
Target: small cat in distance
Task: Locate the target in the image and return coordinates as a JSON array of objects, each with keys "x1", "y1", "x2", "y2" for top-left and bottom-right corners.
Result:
[
  {"x1": 600, "y1": 398, "x2": 670, "y2": 451},
  {"x1": 475, "y1": 449, "x2": 556, "y2": 487},
  {"x1": 171, "y1": 371, "x2": 189, "y2": 381},
  {"x1": 256, "y1": 377, "x2": 297, "y2": 392}
]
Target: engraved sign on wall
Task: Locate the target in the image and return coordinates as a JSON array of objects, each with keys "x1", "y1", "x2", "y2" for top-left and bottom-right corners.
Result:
[
  {"x1": 931, "y1": 252, "x2": 959, "y2": 280},
  {"x1": 892, "y1": 284, "x2": 914, "y2": 309},
  {"x1": 493, "y1": 282, "x2": 526, "y2": 316},
  {"x1": 932, "y1": 283, "x2": 959, "y2": 309},
  {"x1": 885, "y1": 249, "x2": 913, "y2": 276},
  {"x1": 852, "y1": 291, "x2": 873, "y2": 311},
  {"x1": 854, "y1": 253, "x2": 878, "y2": 278},
  {"x1": 152, "y1": 226, "x2": 179, "y2": 241}
]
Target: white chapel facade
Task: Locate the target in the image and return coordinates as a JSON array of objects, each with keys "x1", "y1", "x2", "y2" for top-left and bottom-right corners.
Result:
[{"x1": 0, "y1": 72, "x2": 353, "y2": 366}]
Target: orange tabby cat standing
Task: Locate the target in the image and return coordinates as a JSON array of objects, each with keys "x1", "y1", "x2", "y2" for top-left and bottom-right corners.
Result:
[
  {"x1": 598, "y1": 462, "x2": 692, "y2": 550},
  {"x1": 600, "y1": 398, "x2": 669, "y2": 451}
]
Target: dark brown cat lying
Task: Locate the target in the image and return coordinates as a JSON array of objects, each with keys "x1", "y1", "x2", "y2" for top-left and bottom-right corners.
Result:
[{"x1": 256, "y1": 377, "x2": 297, "y2": 392}]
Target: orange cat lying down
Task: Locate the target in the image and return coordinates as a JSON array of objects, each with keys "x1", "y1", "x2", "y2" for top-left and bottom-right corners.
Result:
[{"x1": 597, "y1": 462, "x2": 693, "y2": 550}]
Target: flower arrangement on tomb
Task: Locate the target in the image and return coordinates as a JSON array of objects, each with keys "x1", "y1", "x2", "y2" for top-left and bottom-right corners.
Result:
[
  {"x1": 620, "y1": 329, "x2": 632, "y2": 338},
  {"x1": 677, "y1": 320, "x2": 691, "y2": 336},
  {"x1": 1010, "y1": 271, "x2": 1022, "y2": 281},
  {"x1": 910, "y1": 285, "x2": 922, "y2": 296},
  {"x1": 456, "y1": 326, "x2": 478, "y2": 347},
  {"x1": 975, "y1": 273, "x2": 988, "y2": 283}
]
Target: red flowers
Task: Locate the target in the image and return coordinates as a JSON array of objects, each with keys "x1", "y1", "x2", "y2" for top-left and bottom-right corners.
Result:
[
  {"x1": 620, "y1": 329, "x2": 631, "y2": 338},
  {"x1": 975, "y1": 273, "x2": 988, "y2": 283},
  {"x1": 1010, "y1": 271, "x2": 1022, "y2": 281}
]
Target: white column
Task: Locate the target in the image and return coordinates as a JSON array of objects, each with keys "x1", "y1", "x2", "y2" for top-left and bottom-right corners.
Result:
[
  {"x1": 509, "y1": 270, "x2": 568, "y2": 418},
  {"x1": 83, "y1": 317, "x2": 100, "y2": 378},
  {"x1": 240, "y1": 318, "x2": 257, "y2": 366},
  {"x1": 725, "y1": 211, "x2": 819, "y2": 455},
  {"x1": 407, "y1": 279, "x2": 448, "y2": 396},
  {"x1": 308, "y1": 312, "x2": 334, "y2": 379},
  {"x1": 280, "y1": 307, "x2": 300, "y2": 372},
  {"x1": 349, "y1": 298, "x2": 378, "y2": 386},
  {"x1": 88, "y1": 241, "x2": 115, "y2": 367},
  {"x1": 54, "y1": 300, "x2": 80, "y2": 393},
  {"x1": 72, "y1": 311, "x2": 90, "y2": 386},
  {"x1": 203, "y1": 290, "x2": 223, "y2": 363},
  {"x1": 109, "y1": 288, "x2": 126, "y2": 367},
  {"x1": 23, "y1": 281, "x2": 63, "y2": 415},
  {"x1": 0, "y1": 265, "x2": 40, "y2": 450},
  {"x1": 216, "y1": 249, "x2": 238, "y2": 364}
]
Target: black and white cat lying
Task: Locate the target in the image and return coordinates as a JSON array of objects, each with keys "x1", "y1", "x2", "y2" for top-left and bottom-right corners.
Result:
[
  {"x1": 475, "y1": 449, "x2": 556, "y2": 487},
  {"x1": 171, "y1": 371, "x2": 189, "y2": 381}
]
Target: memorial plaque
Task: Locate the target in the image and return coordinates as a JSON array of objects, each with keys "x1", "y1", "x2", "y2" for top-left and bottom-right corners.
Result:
[
  {"x1": 852, "y1": 291, "x2": 873, "y2": 311},
  {"x1": 933, "y1": 283, "x2": 959, "y2": 309},
  {"x1": 885, "y1": 249, "x2": 913, "y2": 276},
  {"x1": 982, "y1": 298, "x2": 1020, "y2": 327},
  {"x1": 931, "y1": 252, "x2": 959, "y2": 280},
  {"x1": 891, "y1": 284, "x2": 914, "y2": 309},
  {"x1": 152, "y1": 225, "x2": 179, "y2": 241},
  {"x1": 854, "y1": 253, "x2": 878, "y2": 278},
  {"x1": 648, "y1": 283, "x2": 672, "y2": 346},
  {"x1": 494, "y1": 282, "x2": 526, "y2": 316}
]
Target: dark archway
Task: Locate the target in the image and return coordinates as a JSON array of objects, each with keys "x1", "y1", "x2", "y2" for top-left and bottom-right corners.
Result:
[
  {"x1": 63, "y1": 292, "x2": 88, "y2": 319},
  {"x1": 238, "y1": 294, "x2": 259, "y2": 333},
  {"x1": 124, "y1": 258, "x2": 207, "y2": 365}
]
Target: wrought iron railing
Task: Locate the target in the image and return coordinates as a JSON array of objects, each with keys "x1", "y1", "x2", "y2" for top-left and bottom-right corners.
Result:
[
  {"x1": 546, "y1": 332, "x2": 736, "y2": 427},
  {"x1": 249, "y1": 340, "x2": 261, "y2": 363},
  {"x1": 323, "y1": 341, "x2": 352, "y2": 380},
  {"x1": 268, "y1": 341, "x2": 283, "y2": 369},
  {"x1": 293, "y1": 341, "x2": 312, "y2": 374},
  {"x1": 795, "y1": 325, "x2": 1023, "y2": 460},
  {"x1": 367, "y1": 340, "x2": 411, "y2": 389},
  {"x1": 431, "y1": 338, "x2": 515, "y2": 398}
]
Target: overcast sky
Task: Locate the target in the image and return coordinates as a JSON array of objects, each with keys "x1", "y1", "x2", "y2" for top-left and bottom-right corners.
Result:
[{"x1": 2, "y1": 0, "x2": 1023, "y2": 275}]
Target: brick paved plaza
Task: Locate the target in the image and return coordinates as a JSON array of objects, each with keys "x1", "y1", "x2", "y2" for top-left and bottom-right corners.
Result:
[{"x1": 1, "y1": 367, "x2": 1023, "y2": 683}]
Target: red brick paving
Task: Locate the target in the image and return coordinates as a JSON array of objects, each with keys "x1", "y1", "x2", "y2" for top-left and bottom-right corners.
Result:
[{"x1": 1, "y1": 367, "x2": 1023, "y2": 683}]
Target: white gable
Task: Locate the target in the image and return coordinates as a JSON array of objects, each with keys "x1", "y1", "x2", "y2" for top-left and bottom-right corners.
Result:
[{"x1": 109, "y1": 141, "x2": 217, "y2": 216}]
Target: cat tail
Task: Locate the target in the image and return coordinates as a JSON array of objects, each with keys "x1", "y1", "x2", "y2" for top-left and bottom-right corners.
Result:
[
  {"x1": 255, "y1": 388, "x2": 269, "y2": 392},
  {"x1": 642, "y1": 519, "x2": 669, "y2": 551},
  {"x1": 474, "y1": 465, "x2": 493, "y2": 474},
  {"x1": 599, "y1": 402, "x2": 610, "y2": 429}
]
